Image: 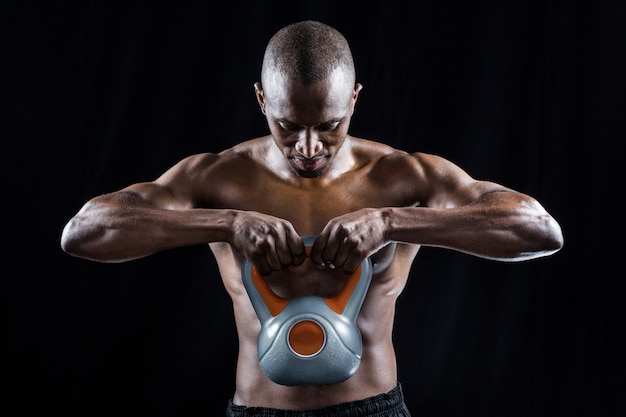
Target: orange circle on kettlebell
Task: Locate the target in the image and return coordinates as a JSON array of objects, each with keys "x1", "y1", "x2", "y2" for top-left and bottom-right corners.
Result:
[{"x1": 288, "y1": 320, "x2": 325, "y2": 357}]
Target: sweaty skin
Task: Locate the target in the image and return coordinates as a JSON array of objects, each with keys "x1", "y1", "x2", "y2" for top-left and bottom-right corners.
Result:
[{"x1": 60, "y1": 33, "x2": 563, "y2": 411}]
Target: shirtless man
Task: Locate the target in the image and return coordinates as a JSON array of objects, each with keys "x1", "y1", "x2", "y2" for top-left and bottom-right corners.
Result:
[{"x1": 60, "y1": 20, "x2": 564, "y2": 416}]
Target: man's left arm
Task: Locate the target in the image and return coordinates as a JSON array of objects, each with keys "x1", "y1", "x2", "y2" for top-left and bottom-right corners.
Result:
[{"x1": 311, "y1": 152, "x2": 564, "y2": 272}]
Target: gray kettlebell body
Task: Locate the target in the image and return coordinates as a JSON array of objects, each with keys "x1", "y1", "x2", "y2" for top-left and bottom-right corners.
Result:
[{"x1": 242, "y1": 236, "x2": 373, "y2": 386}]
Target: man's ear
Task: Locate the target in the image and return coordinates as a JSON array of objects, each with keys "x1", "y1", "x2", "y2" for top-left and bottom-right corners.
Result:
[
  {"x1": 253, "y1": 82, "x2": 266, "y2": 115},
  {"x1": 351, "y1": 83, "x2": 363, "y2": 114}
]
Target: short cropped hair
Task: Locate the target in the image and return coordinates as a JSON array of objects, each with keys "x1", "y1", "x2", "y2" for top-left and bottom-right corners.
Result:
[{"x1": 261, "y1": 20, "x2": 356, "y2": 86}]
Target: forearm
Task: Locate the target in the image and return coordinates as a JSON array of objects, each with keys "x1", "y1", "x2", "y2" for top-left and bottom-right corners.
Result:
[
  {"x1": 385, "y1": 193, "x2": 564, "y2": 261},
  {"x1": 61, "y1": 200, "x2": 236, "y2": 263}
]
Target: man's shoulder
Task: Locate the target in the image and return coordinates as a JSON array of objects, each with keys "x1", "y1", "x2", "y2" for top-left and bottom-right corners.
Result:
[
  {"x1": 203, "y1": 137, "x2": 280, "y2": 185},
  {"x1": 220, "y1": 136, "x2": 272, "y2": 159},
  {"x1": 348, "y1": 138, "x2": 457, "y2": 189},
  {"x1": 350, "y1": 137, "x2": 423, "y2": 170},
  {"x1": 182, "y1": 136, "x2": 270, "y2": 168}
]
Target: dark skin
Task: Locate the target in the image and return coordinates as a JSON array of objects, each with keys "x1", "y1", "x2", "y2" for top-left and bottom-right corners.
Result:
[{"x1": 61, "y1": 65, "x2": 563, "y2": 409}]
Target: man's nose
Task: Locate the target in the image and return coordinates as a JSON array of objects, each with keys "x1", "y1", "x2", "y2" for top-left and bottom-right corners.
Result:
[{"x1": 294, "y1": 130, "x2": 323, "y2": 158}]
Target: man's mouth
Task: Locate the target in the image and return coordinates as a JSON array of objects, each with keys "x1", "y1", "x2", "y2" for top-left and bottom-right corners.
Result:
[{"x1": 291, "y1": 155, "x2": 327, "y2": 172}]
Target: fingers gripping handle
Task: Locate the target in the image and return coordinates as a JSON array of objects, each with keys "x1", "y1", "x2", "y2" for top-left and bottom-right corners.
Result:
[{"x1": 241, "y1": 236, "x2": 372, "y2": 322}]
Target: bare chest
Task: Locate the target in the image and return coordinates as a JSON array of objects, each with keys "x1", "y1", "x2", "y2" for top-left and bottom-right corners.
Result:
[{"x1": 219, "y1": 175, "x2": 404, "y2": 236}]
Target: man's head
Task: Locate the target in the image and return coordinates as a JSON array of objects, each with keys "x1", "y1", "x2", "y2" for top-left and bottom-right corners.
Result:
[
  {"x1": 254, "y1": 20, "x2": 363, "y2": 178},
  {"x1": 261, "y1": 20, "x2": 356, "y2": 87}
]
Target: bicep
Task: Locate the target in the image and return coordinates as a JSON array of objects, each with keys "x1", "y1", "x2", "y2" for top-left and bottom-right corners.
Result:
[
  {"x1": 117, "y1": 181, "x2": 192, "y2": 210},
  {"x1": 412, "y1": 152, "x2": 510, "y2": 208},
  {"x1": 115, "y1": 154, "x2": 215, "y2": 210},
  {"x1": 131, "y1": 152, "x2": 221, "y2": 209}
]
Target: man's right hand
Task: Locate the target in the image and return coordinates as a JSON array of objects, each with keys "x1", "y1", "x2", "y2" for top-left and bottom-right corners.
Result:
[{"x1": 228, "y1": 211, "x2": 306, "y2": 275}]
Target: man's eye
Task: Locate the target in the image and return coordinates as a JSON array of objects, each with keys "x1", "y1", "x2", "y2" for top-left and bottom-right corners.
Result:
[
  {"x1": 318, "y1": 121, "x2": 340, "y2": 132},
  {"x1": 279, "y1": 122, "x2": 300, "y2": 132}
]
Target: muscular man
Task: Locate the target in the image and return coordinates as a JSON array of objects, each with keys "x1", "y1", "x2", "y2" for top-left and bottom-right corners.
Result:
[{"x1": 61, "y1": 20, "x2": 563, "y2": 416}]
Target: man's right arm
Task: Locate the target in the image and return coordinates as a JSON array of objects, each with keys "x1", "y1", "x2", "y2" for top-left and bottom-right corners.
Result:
[
  {"x1": 60, "y1": 182, "x2": 238, "y2": 262},
  {"x1": 60, "y1": 153, "x2": 305, "y2": 269}
]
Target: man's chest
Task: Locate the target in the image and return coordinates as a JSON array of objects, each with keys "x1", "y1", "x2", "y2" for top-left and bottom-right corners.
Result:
[{"x1": 214, "y1": 176, "x2": 401, "y2": 235}]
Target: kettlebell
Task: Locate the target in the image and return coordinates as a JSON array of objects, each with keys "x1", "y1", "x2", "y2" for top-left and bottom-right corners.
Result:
[{"x1": 241, "y1": 236, "x2": 373, "y2": 386}]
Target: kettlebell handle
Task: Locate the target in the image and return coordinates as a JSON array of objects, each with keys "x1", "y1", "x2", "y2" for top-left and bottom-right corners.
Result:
[{"x1": 243, "y1": 236, "x2": 372, "y2": 322}]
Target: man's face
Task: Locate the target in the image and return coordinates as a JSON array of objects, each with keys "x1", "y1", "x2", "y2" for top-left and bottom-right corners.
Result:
[{"x1": 256, "y1": 68, "x2": 361, "y2": 178}]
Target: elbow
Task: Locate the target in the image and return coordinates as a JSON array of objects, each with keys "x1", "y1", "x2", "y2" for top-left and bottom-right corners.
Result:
[
  {"x1": 517, "y1": 199, "x2": 564, "y2": 258},
  {"x1": 60, "y1": 215, "x2": 141, "y2": 263},
  {"x1": 540, "y1": 215, "x2": 564, "y2": 253},
  {"x1": 60, "y1": 217, "x2": 112, "y2": 262},
  {"x1": 523, "y1": 214, "x2": 564, "y2": 259},
  {"x1": 502, "y1": 212, "x2": 564, "y2": 262},
  {"x1": 60, "y1": 218, "x2": 87, "y2": 257}
]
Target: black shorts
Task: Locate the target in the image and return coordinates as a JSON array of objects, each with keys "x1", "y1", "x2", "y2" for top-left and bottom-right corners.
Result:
[{"x1": 225, "y1": 383, "x2": 411, "y2": 416}]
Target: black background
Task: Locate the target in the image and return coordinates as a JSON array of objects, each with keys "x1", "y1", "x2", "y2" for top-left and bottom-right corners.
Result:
[{"x1": 3, "y1": 1, "x2": 624, "y2": 416}]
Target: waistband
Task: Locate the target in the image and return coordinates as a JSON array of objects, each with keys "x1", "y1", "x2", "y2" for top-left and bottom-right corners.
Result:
[{"x1": 226, "y1": 383, "x2": 410, "y2": 417}]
